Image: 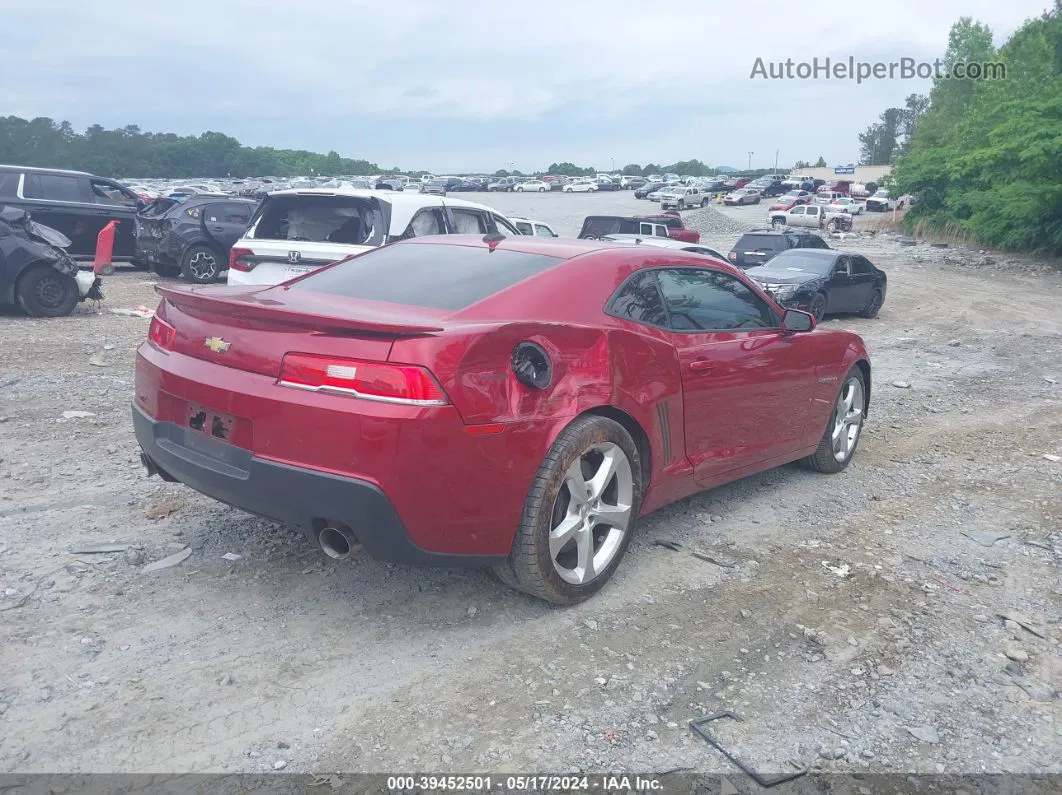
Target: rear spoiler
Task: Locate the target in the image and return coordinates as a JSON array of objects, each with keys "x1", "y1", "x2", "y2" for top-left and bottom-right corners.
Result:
[{"x1": 156, "y1": 284, "x2": 445, "y2": 336}]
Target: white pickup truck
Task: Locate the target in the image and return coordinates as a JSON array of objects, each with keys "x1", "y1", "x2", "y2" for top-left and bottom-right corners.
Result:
[{"x1": 768, "y1": 203, "x2": 852, "y2": 232}]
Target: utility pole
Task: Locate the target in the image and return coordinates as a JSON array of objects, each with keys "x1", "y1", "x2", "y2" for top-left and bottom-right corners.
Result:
[
  {"x1": 774, "y1": 150, "x2": 779, "y2": 172},
  {"x1": 747, "y1": 151, "x2": 753, "y2": 171},
  {"x1": 611, "y1": 156, "x2": 615, "y2": 172}
]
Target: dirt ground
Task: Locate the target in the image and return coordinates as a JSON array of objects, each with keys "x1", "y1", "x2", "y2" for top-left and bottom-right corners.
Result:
[{"x1": 1, "y1": 191, "x2": 1060, "y2": 780}]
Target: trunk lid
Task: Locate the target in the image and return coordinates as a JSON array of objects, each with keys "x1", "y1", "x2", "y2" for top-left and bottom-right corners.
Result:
[{"x1": 156, "y1": 284, "x2": 445, "y2": 377}]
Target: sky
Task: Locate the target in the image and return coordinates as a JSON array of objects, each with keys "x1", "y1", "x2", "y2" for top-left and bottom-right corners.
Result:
[{"x1": 1, "y1": 0, "x2": 1050, "y2": 173}]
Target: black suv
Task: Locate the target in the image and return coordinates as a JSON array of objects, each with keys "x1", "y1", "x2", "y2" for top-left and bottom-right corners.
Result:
[
  {"x1": 135, "y1": 195, "x2": 256, "y2": 283},
  {"x1": 0, "y1": 164, "x2": 144, "y2": 263},
  {"x1": 726, "y1": 229, "x2": 831, "y2": 269}
]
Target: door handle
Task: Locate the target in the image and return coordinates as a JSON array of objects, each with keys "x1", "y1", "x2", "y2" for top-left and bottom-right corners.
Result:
[
  {"x1": 689, "y1": 360, "x2": 713, "y2": 373},
  {"x1": 210, "y1": 226, "x2": 225, "y2": 232}
]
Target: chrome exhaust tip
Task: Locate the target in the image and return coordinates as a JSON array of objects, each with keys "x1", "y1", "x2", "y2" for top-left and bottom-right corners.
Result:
[{"x1": 318, "y1": 525, "x2": 358, "y2": 561}]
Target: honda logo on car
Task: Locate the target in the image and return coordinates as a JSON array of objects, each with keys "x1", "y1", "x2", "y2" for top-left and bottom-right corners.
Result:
[{"x1": 288, "y1": 251, "x2": 302, "y2": 263}]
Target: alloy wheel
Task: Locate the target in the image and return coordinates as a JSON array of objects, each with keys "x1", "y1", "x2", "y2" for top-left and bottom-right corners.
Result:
[
  {"x1": 549, "y1": 442, "x2": 633, "y2": 585},
  {"x1": 188, "y1": 250, "x2": 217, "y2": 281},
  {"x1": 831, "y1": 377, "x2": 864, "y2": 462}
]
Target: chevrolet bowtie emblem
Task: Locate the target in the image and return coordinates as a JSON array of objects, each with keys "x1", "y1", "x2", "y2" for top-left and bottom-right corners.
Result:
[{"x1": 204, "y1": 337, "x2": 231, "y2": 353}]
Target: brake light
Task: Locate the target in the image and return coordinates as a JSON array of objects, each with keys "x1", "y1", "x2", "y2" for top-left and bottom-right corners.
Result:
[
  {"x1": 148, "y1": 316, "x2": 176, "y2": 351},
  {"x1": 278, "y1": 354, "x2": 449, "y2": 406},
  {"x1": 229, "y1": 247, "x2": 256, "y2": 272}
]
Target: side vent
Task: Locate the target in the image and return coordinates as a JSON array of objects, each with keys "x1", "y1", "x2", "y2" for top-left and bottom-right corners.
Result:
[{"x1": 656, "y1": 401, "x2": 673, "y2": 464}]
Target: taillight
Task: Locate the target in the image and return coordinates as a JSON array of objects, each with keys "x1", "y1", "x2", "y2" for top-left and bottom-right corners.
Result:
[
  {"x1": 229, "y1": 247, "x2": 256, "y2": 272},
  {"x1": 148, "y1": 316, "x2": 176, "y2": 351},
  {"x1": 277, "y1": 354, "x2": 449, "y2": 406}
]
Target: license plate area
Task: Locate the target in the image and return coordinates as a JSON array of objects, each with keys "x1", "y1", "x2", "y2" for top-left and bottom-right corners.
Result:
[
  {"x1": 284, "y1": 266, "x2": 312, "y2": 280},
  {"x1": 188, "y1": 403, "x2": 234, "y2": 442}
]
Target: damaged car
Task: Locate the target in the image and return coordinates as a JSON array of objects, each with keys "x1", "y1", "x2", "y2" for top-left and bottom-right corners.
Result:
[
  {"x1": 135, "y1": 196, "x2": 256, "y2": 283},
  {"x1": 0, "y1": 206, "x2": 102, "y2": 317}
]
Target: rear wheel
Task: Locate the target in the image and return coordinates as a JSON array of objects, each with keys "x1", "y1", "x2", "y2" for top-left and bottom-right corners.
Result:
[
  {"x1": 801, "y1": 367, "x2": 866, "y2": 473},
  {"x1": 16, "y1": 266, "x2": 79, "y2": 318},
  {"x1": 861, "y1": 288, "x2": 883, "y2": 319},
  {"x1": 180, "y1": 244, "x2": 223, "y2": 284},
  {"x1": 538, "y1": 187, "x2": 546, "y2": 192},
  {"x1": 701, "y1": 198, "x2": 710, "y2": 207},
  {"x1": 495, "y1": 415, "x2": 642, "y2": 605}
]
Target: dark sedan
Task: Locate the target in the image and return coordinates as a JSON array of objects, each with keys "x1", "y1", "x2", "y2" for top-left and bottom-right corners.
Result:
[
  {"x1": 745, "y1": 249, "x2": 887, "y2": 321},
  {"x1": 135, "y1": 196, "x2": 255, "y2": 283},
  {"x1": 634, "y1": 181, "x2": 667, "y2": 199}
]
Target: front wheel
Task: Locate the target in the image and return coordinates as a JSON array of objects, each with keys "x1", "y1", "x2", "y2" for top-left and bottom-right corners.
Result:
[
  {"x1": 772, "y1": 219, "x2": 785, "y2": 230},
  {"x1": 181, "y1": 244, "x2": 223, "y2": 284},
  {"x1": 564, "y1": 187, "x2": 573, "y2": 193},
  {"x1": 515, "y1": 187, "x2": 524, "y2": 192},
  {"x1": 494, "y1": 415, "x2": 642, "y2": 605},
  {"x1": 16, "y1": 266, "x2": 79, "y2": 317},
  {"x1": 808, "y1": 292, "x2": 827, "y2": 321},
  {"x1": 800, "y1": 367, "x2": 866, "y2": 473},
  {"x1": 538, "y1": 187, "x2": 546, "y2": 192}
]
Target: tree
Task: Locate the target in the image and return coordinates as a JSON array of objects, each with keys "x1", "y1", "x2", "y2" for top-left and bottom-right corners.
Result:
[
  {"x1": 547, "y1": 161, "x2": 594, "y2": 176},
  {"x1": 620, "y1": 163, "x2": 643, "y2": 175},
  {"x1": 891, "y1": 7, "x2": 1062, "y2": 253},
  {"x1": 814, "y1": 156, "x2": 827, "y2": 167}
]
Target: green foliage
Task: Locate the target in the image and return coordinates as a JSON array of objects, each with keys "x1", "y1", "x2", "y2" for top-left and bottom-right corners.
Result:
[
  {"x1": 546, "y1": 162, "x2": 595, "y2": 176},
  {"x1": 620, "y1": 163, "x2": 644, "y2": 175},
  {"x1": 890, "y1": 6, "x2": 1062, "y2": 253},
  {"x1": 0, "y1": 116, "x2": 380, "y2": 178},
  {"x1": 814, "y1": 156, "x2": 827, "y2": 167}
]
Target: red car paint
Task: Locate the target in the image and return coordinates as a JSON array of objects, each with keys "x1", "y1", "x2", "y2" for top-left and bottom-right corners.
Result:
[
  {"x1": 768, "y1": 192, "x2": 813, "y2": 211},
  {"x1": 134, "y1": 236, "x2": 870, "y2": 560}
]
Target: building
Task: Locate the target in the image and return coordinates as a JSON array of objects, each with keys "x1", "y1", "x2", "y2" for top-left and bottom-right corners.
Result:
[{"x1": 800, "y1": 165, "x2": 892, "y2": 183}]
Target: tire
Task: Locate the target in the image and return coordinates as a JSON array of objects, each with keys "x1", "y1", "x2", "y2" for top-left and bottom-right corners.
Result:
[
  {"x1": 494, "y1": 414, "x2": 642, "y2": 605},
  {"x1": 701, "y1": 198, "x2": 710, "y2": 207},
  {"x1": 16, "y1": 266, "x2": 79, "y2": 318},
  {"x1": 539, "y1": 187, "x2": 546, "y2": 192},
  {"x1": 180, "y1": 244, "x2": 223, "y2": 284},
  {"x1": 809, "y1": 292, "x2": 827, "y2": 321},
  {"x1": 860, "y1": 288, "x2": 883, "y2": 319},
  {"x1": 677, "y1": 200, "x2": 685, "y2": 210},
  {"x1": 564, "y1": 187, "x2": 573, "y2": 193},
  {"x1": 150, "y1": 259, "x2": 181, "y2": 278},
  {"x1": 772, "y1": 219, "x2": 785, "y2": 230},
  {"x1": 515, "y1": 187, "x2": 524, "y2": 192},
  {"x1": 800, "y1": 366, "x2": 866, "y2": 474}
]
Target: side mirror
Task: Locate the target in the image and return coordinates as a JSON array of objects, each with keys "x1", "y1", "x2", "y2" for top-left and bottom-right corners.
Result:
[{"x1": 782, "y1": 308, "x2": 815, "y2": 333}]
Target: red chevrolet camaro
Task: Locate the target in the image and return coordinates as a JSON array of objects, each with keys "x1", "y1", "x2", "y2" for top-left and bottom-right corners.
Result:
[{"x1": 133, "y1": 235, "x2": 871, "y2": 604}]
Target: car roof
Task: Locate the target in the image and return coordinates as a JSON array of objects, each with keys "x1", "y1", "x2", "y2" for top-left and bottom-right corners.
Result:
[
  {"x1": 0, "y1": 163, "x2": 92, "y2": 176},
  {"x1": 771, "y1": 248, "x2": 839, "y2": 259}
]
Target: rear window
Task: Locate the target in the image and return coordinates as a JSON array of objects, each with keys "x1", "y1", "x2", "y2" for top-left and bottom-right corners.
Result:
[
  {"x1": 734, "y1": 234, "x2": 783, "y2": 251},
  {"x1": 251, "y1": 196, "x2": 386, "y2": 246},
  {"x1": 291, "y1": 242, "x2": 563, "y2": 311}
]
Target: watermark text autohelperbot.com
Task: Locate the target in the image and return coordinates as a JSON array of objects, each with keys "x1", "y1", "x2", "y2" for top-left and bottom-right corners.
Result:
[{"x1": 750, "y1": 56, "x2": 1006, "y2": 83}]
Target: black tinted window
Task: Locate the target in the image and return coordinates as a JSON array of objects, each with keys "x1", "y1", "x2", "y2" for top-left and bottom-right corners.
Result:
[
  {"x1": 657, "y1": 268, "x2": 777, "y2": 331},
  {"x1": 735, "y1": 235, "x2": 784, "y2": 252},
  {"x1": 801, "y1": 235, "x2": 830, "y2": 249},
  {"x1": 252, "y1": 196, "x2": 386, "y2": 245},
  {"x1": 24, "y1": 173, "x2": 84, "y2": 202},
  {"x1": 851, "y1": 256, "x2": 872, "y2": 274},
  {"x1": 206, "y1": 203, "x2": 252, "y2": 224},
  {"x1": 291, "y1": 243, "x2": 562, "y2": 311},
  {"x1": 0, "y1": 172, "x2": 19, "y2": 196},
  {"x1": 608, "y1": 271, "x2": 667, "y2": 327},
  {"x1": 90, "y1": 179, "x2": 137, "y2": 207}
]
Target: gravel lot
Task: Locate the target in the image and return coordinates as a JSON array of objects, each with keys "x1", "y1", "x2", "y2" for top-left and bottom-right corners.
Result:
[{"x1": 1, "y1": 190, "x2": 1060, "y2": 779}]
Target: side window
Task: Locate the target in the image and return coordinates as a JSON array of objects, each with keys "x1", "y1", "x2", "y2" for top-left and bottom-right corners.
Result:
[
  {"x1": 638, "y1": 222, "x2": 654, "y2": 236},
  {"x1": 656, "y1": 268, "x2": 778, "y2": 331},
  {"x1": 24, "y1": 173, "x2": 85, "y2": 202},
  {"x1": 401, "y1": 208, "x2": 446, "y2": 239},
  {"x1": 514, "y1": 220, "x2": 533, "y2": 235},
  {"x1": 90, "y1": 179, "x2": 137, "y2": 207},
  {"x1": 851, "y1": 256, "x2": 871, "y2": 275},
  {"x1": 491, "y1": 214, "x2": 522, "y2": 236},
  {"x1": 834, "y1": 257, "x2": 852, "y2": 276},
  {"x1": 534, "y1": 224, "x2": 554, "y2": 237},
  {"x1": 790, "y1": 206, "x2": 806, "y2": 215},
  {"x1": 451, "y1": 208, "x2": 488, "y2": 234},
  {"x1": 809, "y1": 235, "x2": 830, "y2": 249},
  {"x1": 607, "y1": 271, "x2": 668, "y2": 328},
  {"x1": 0, "y1": 172, "x2": 19, "y2": 196},
  {"x1": 205, "y1": 203, "x2": 251, "y2": 224}
]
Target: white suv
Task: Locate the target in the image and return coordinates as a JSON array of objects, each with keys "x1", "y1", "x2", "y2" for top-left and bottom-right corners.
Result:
[{"x1": 227, "y1": 188, "x2": 521, "y2": 286}]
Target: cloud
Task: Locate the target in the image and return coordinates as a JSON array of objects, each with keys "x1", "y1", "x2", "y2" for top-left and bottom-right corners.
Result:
[{"x1": 1, "y1": 0, "x2": 1047, "y2": 171}]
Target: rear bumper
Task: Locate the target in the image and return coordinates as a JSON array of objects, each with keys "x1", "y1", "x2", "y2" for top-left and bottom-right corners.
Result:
[{"x1": 133, "y1": 403, "x2": 506, "y2": 567}]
